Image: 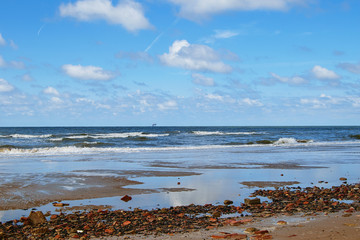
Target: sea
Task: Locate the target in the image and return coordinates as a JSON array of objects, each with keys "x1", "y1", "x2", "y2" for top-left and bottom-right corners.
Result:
[{"x1": 1, "y1": 126, "x2": 360, "y2": 221}]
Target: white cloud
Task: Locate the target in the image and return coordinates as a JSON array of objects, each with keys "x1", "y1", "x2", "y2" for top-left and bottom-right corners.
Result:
[
  {"x1": 0, "y1": 55, "x2": 25, "y2": 69},
  {"x1": 205, "y1": 93, "x2": 223, "y2": 101},
  {"x1": 300, "y1": 94, "x2": 343, "y2": 109},
  {"x1": 0, "y1": 33, "x2": 6, "y2": 46},
  {"x1": 51, "y1": 97, "x2": 64, "y2": 104},
  {"x1": 157, "y1": 100, "x2": 178, "y2": 111},
  {"x1": 270, "y1": 72, "x2": 306, "y2": 85},
  {"x1": 311, "y1": 65, "x2": 340, "y2": 80},
  {"x1": 338, "y1": 62, "x2": 360, "y2": 74},
  {"x1": 43, "y1": 87, "x2": 60, "y2": 96},
  {"x1": 192, "y1": 73, "x2": 215, "y2": 86},
  {"x1": 62, "y1": 64, "x2": 115, "y2": 80},
  {"x1": 59, "y1": 0, "x2": 152, "y2": 32},
  {"x1": 159, "y1": 40, "x2": 233, "y2": 73},
  {"x1": 240, "y1": 98, "x2": 263, "y2": 106},
  {"x1": 168, "y1": 0, "x2": 307, "y2": 20},
  {"x1": 0, "y1": 78, "x2": 14, "y2": 92},
  {"x1": 213, "y1": 30, "x2": 239, "y2": 39}
]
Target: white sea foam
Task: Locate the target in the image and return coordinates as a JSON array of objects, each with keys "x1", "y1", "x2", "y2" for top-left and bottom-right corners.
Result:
[
  {"x1": 0, "y1": 145, "x2": 233, "y2": 156},
  {"x1": 4, "y1": 134, "x2": 53, "y2": 138},
  {"x1": 1, "y1": 140, "x2": 358, "y2": 156},
  {"x1": 273, "y1": 138, "x2": 298, "y2": 145},
  {"x1": 273, "y1": 138, "x2": 314, "y2": 145},
  {"x1": 49, "y1": 132, "x2": 169, "y2": 141},
  {"x1": 192, "y1": 131, "x2": 260, "y2": 136}
]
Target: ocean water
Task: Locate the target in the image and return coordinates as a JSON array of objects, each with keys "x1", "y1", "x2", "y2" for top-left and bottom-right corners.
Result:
[
  {"x1": 1, "y1": 126, "x2": 360, "y2": 221},
  {"x1": 1, "y1": 126, "x2": 360, "y2": 154}
]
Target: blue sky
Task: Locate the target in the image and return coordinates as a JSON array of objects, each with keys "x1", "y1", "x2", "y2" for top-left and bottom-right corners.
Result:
[{"x1": 0, "y1": 0, "x2": 359, "y2": 126}]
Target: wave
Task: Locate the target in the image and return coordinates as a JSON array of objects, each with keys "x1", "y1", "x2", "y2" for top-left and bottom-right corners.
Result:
[
  {"x1": 0, "y1": 134, "x2": 53, "y2": 139},
  {"x1": 191, "y1": 131, "x2": 262, "y2": 136},
  {"x1": 274, "y1": 138, "x2": 314, "y2": 145},
  {"x1": 1, "y1": 139, "x2": 358, "y2": 156},
  {"x1": 49, "y1": 132, "x2": 169, "y2": 141}
]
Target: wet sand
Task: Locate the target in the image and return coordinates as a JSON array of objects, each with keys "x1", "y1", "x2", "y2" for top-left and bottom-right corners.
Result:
[
  {"x1": 0, "y1": 170, "x2": 200, "y2": 211},
  {"x1": 0, "y1": 162, "x2": 325, "y2": 211}
]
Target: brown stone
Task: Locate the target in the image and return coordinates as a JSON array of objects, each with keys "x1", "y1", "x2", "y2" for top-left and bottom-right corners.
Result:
[
  {"x1": 121, "y1": 195, "x2": 132, "y2": 202},
  {"x1": 28, "y1": 211, "x2": 47, "y2": 225},
  {"x1": 224, "y1": 200, "x2": 233, "y2": 205},
  {"x1": 53, "y1": 202, "x2": 69, "y2": 207},
  {"x1": 245, "y1": 198, "x2": 261, "y2": 205}
]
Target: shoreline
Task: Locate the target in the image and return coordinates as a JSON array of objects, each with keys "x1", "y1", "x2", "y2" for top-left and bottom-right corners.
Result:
[{"x1": 1, "y1": 183, "x2": 359, "y2": 239}]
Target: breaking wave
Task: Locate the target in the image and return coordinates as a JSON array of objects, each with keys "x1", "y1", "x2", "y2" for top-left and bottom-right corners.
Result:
[
  {"x1": 0, "y1": 134, "x2": 53, "y2": 138},
  {"x1": 1, "y1": 139, "x2": 357, "y2": 156},
  {"x1": 191, "y1": 131, "x2": 262, "y2": 136}
]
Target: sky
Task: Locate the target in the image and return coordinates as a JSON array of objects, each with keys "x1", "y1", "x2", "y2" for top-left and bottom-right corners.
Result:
[{"x1": 0, "y1": 0, "x2": 359, "y2": 126}]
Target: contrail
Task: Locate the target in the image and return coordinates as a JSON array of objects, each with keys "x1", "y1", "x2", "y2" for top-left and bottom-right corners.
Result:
[
  {"x1": 37, "y1": 24, "x2": 46, "y2": 36},
  {"x1": 144, "y1": 18, "x2": 180, "y2": 53},
  {"x1": 145, "y1": 32, "x2": 164, "y2": 52}
]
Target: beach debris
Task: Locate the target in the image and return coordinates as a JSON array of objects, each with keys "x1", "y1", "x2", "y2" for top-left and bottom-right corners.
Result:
[
  {"x1": 340, "y1": 177, "x2": 348, "y2": 181},
  {"x1": 224, "y1": 200, "x2": 233, "y2": 205},
  {"x1": 28, "y1": 211, "x2": 47, "y2": 225},
  {"x1": 277, "y1": 220, "x2": 287, "y2": 225},
  {"x1": 121, "y1": 195, "x2": 132, "y2": 202}
]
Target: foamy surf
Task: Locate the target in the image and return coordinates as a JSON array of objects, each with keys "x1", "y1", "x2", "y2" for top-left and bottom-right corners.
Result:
[
  {"x1": 0, "y1": 139, "x2": 358, "y2": 156},
  {"x1": 191, "y1": 131, "x2": 263, "y2": 136}
]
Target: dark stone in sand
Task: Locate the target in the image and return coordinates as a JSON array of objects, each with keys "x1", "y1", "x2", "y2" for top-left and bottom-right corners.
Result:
[
  {"x1": 224, "y1": 200, "x2": 233, "y2": 205},
  {"x1": 28, "y1": 211, "x2": 47, "y2": 225},
  {"x1": 244, "y1": 198, "x2": 261, "y2": 205},
  {"x1": 121, "y1": 195, "x2": 132, "y2": 202}
]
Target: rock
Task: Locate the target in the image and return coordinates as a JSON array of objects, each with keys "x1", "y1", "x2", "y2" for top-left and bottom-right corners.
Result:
[
  {"x1": 224, "y1": 200, "x2": 233, "y2": 205},
  {"x1": 52, "y1": 202, "x2": 69, "y2": 207},
  {"x1": 28, "y1": 211, "x2": 47, "y2": 225},
  {"x1": 121, "y1": 195, "x2": 132, "y2": 202},
  {"x1": 277, "y1": 220, "x2": 287, "y2": 225},
  {"x1": 244, "y1": 227, "x2": 259, "y2": 233},
  {"x1": 339, "y1": 177, "x2": 347, "y2": 181},
  {"x1": 244, "y1": 198, "x2": 261, "y2": 205},
  {"x1": 212, "y1": 211, "x2": 221, "y2": 218}
]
